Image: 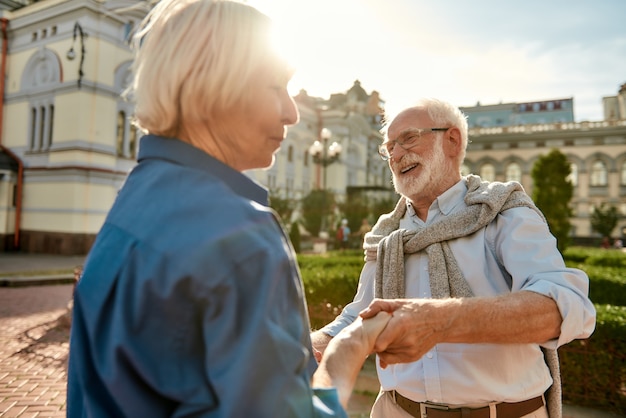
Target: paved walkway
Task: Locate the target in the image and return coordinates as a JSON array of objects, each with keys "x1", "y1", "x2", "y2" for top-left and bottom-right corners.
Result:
[
  {"x1": 0, "y1": 253, "x2": 623, "y2": 417},
  {"x1": 0, "y1": 284, "x2": 73, "y2": 417}
]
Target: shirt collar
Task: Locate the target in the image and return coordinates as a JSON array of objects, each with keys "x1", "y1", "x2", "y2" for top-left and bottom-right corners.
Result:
[
  {"x1": 405, "y1": 178, "x2": 468, "y2": 220},
  {"x1": 435, "y1": 178, "x2": 467, "y2": 215},
  {"x1": 137, "y1": 134, "x2": 269, "y2": 206}
]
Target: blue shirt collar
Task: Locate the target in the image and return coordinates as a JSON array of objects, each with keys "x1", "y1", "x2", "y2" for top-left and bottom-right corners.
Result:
[
  {"x1": 405, "y1": 178, "x2": 468, "y2": 221},
  {"x1": 435, "y1": 178, "x2": 468, "y2": 215},
  {"x1": 137, "y1": 134, "x2": 269, "y2": 206}
]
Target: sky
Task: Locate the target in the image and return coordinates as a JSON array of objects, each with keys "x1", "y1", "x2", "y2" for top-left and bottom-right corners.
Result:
[{"x1": 249, "y1": 0, "x2": 626, "y2": 122}]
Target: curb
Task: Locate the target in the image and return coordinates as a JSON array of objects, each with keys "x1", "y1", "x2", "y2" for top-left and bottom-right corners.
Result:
[{"x1": 0, "y1": 274, "x2": 75, "y2": 287}]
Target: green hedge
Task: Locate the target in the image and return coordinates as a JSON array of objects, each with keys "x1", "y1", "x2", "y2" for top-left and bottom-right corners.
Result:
[
  {"x1": 559, "y1": 304, "x2": 626, "y2": 412},
  {"x1": 300, "y1": 247, "x2": 626, "y2": 415},
  {"x1": 298, "y1": 250, "x2": 363, "y2": 330}
]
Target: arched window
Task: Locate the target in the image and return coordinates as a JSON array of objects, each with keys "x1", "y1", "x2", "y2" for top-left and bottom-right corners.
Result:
[
  {"x1": 22, "y1": 48, "x2": 61, "y2": 151},
  {"x1": 590, "y1": 160, "x2": 607, "y2": 186},
  {"x1": 567, "y1": 163, "x2": 578, "y2": 186},
  {"x1": 480, "y1": 163, "x2": 495, "y2": 182},
  {"x1": 304, "y1": 151, "x2": 309, "y2": 167},
  {"x1": 505, "y1": 162, "x2": 521, "y2": 182}
]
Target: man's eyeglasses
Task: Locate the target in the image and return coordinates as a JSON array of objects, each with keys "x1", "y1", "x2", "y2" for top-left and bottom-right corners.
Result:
[{"x1": 378, "y1": 128, "x2": 449, "y2": 161}]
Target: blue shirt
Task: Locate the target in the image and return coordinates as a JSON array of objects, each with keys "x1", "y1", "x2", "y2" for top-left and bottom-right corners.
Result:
[{"x1": 67, "y1": 135, "x2": 346, "y2": 417}]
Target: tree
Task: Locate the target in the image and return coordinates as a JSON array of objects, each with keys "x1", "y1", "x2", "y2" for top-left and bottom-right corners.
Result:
[
  {"x1": 301, "y1": 189, "x2": 335, "y2": 237},
  {"x1": 531, "y1": 148, "x2": 573, "y2": 253},
  {"x1": 268, "y1": 189, "x2": 294, "y2": 228},
  {"x1": 370, "y1": 196, "x2": 397, "y2": 222},
  {"x1": 590, "y1": 203, "x2": 618, "y2": 240},
  {"x1": 289, "y1": 221, "x2": 302, "y2": 253},
  {"x1": 337, "y1": 192, "x2": 370, "y2": 237}
]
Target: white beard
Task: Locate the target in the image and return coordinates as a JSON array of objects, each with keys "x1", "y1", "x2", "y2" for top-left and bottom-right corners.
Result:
[{"x1": 391, "y1": 139, "x2": 447, "y2": 198}]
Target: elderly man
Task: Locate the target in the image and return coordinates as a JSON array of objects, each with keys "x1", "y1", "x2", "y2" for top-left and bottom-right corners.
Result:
[{"x1": 312, "y1": 98, "x2": 596, "y2": 418}]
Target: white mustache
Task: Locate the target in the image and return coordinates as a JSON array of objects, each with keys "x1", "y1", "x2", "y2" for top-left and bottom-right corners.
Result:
[{"x1": 392, "y1": 154, "x2": 422, "y2": 171}]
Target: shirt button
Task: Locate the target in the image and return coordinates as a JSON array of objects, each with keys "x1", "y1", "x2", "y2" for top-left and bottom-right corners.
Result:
[{"x1": 427, "y1": 352, "x2": 433, "y2": 359}]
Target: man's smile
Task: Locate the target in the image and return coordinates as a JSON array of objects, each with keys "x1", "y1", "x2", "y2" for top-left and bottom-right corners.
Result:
[{"x1": 400, "y1": 163, "x2": 419, "y2": 174}]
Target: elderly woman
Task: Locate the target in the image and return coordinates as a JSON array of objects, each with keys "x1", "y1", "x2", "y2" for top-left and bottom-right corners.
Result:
[{"x1": 66, "y1": 1, "x2": 389, "y2": 417}]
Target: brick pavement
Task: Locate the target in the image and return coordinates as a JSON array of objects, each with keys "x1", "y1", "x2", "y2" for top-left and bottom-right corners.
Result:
[{"x1": 0, "y1": 284, "x2": 73, "y2": 417}]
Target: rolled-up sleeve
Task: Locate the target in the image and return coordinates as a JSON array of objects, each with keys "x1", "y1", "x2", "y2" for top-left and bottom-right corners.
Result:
[{"x1": 494, "y1": 207, "x2": 596, "y2": 348}]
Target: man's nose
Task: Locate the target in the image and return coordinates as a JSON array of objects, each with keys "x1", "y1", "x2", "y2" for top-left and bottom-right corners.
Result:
[{"x1": 390, "y1": 142, "x2": 408, "y2": 162}]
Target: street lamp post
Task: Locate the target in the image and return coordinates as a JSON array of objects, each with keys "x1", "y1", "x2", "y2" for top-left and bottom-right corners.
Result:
[{"x1": 308, "y1": 128, "x2": 342, "y2": 236}]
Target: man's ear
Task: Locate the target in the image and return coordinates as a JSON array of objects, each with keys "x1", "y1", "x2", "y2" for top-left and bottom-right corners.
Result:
[{"x1": 445, "y1": 127, "x2": 463, "y2": 158}]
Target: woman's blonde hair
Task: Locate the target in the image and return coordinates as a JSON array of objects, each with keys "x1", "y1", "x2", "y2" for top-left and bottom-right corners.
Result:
[{"x1": 125, "y1": 0, "x2": 275, "y2": 137}]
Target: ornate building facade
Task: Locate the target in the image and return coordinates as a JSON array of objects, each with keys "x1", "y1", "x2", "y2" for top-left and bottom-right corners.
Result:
[
  {"x1": 462, "y1": 118, "x2": 626, "y2": 242},
  {"x1": 0, "y1": 0, "x2": 151, "y2": 253}
]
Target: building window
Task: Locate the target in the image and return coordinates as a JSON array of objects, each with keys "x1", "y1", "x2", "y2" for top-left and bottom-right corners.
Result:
[
  {"x1": 460, "y1": 164, "x2": 471, "y2": 176},
  {"x1": 567, "y1": 163, "x2": 578, "y2": 187},
  {"x1": 129, "y1": 128, "x2": 138, "y2": 158},
  {"x1": 480, "y1": 163, "x2": 495, "y2": 182},
  {"x1": 116, "y1": 111, "x2": 126, "y2": 156},
  {"x1": 114, "y1": 61, "x2": 140, "y2": 158},
  {"x1": 621, "y1": 161, "x2": 626, "y2": 186},
  {"x1": 29, "y1": 103, "x2": 54, "y2": 151},
  {"x1": 116, "y1": 111, "x2": 139, "y2": 159},
  {"x1": 505, "y1": 162, "x2": 521, "y2": 182},
  {"x1": 590, "y1": 160, "x2": 607, "y2": 186},
  {"x1": 48, "y1": 105, "x2": 54, "y2": 147},
  {"x1": 287, "y1": 145, "x2": 293, "y2": 162},
  {"x1": 304, "y1": 151, "x2": 309, "y2": 166},
  {"x1": 30, "y1": 108, "x2": 37, "y2": 149},
  {"x1": 39, "y1": 106, "x2": 46, "y2": 144},
  {"x1": 22, "y1": 48, "x2": 61, "y2": 151}
]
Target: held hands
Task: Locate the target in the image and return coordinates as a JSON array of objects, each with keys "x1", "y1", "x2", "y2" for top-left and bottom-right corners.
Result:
[
  {"x1": 360, "y1": 298, "x2": 451, "y2": 368},
  {"x1": 330, "y1": 311, "x2": 393, "y2": 360},
  {"x1": 312, "y1": 311, "x2": 392, "y2": 408}
]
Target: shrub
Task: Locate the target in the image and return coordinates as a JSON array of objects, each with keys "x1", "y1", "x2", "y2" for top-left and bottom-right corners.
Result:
[
  {"x1": 559, "y1": 304, "x2": 626, "y2": 413},
  {"x1": 300, "y1": 247, "x2": 626, "y2": 415},
  {"x1": 299, "y1": 251, "x2": 363, "y2": 329}
]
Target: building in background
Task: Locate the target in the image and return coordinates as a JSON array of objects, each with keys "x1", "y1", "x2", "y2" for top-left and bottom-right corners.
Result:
[
  {"x1": 0, "y1": 0, "x2": 151, "y2": 253},
  {"x1": 462, "y1": 118, "x2": 626, "y2": 243},
  {"x1": 460, "y1": 98, "x2": 575, "y2": 128},
  {"x1": 0, "y1": 0, "x2": 624, "y2": 254},
  {"x1": 603, "y1": 82, "x2": 626, "y2": 121},
  {"x1": 245, "y1": 80, "x2": 389, "y2": 211}
]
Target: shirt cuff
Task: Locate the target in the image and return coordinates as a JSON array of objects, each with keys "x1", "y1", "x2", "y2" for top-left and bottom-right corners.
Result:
[{"x1": 312, "y1": 388, "x2": 348, "y2": 418}]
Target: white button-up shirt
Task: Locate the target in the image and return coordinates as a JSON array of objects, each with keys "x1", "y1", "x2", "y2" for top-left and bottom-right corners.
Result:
[{"x1": 321, "y1": 180, "x2": 596, "y2": 405}]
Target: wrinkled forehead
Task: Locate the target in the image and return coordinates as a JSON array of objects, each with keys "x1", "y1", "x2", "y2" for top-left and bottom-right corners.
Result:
[{"x1": 385, "y1": 107, "x2": 431, "y2": 141}]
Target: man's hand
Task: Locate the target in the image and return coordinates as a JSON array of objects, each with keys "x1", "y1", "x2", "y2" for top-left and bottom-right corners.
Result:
[{"x1": 360, "y1": 298, "x2": 451, "y2": 368}]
